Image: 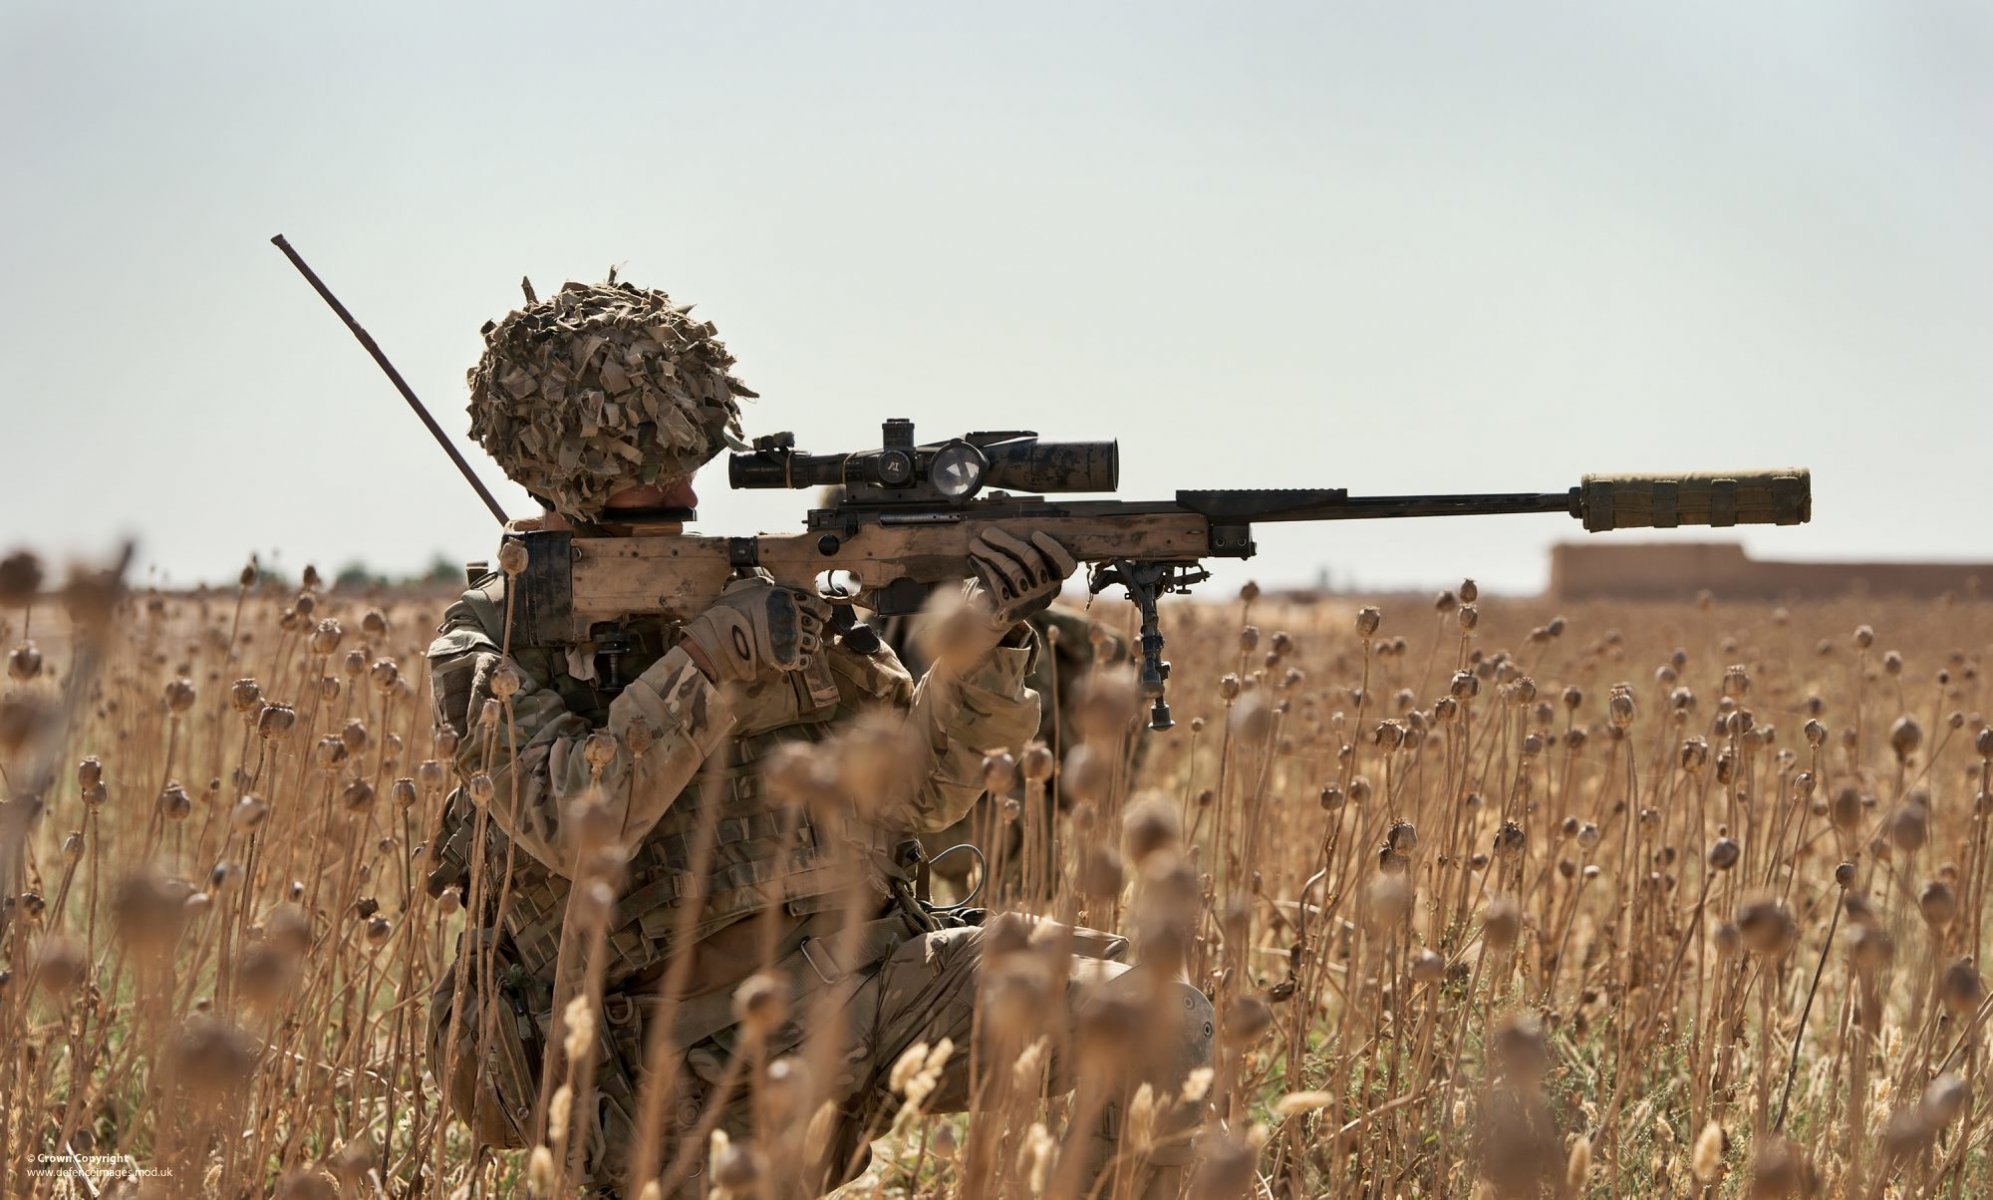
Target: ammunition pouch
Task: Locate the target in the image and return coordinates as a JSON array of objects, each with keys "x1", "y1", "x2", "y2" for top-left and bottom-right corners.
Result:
[{"x1": 429, "y1": 927, "x2": 549, "y2": 1150}]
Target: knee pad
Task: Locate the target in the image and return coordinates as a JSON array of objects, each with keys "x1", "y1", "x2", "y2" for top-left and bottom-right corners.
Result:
[{"x1": 1078, "y1": 967, "x2": 1215, "y2": 1087}]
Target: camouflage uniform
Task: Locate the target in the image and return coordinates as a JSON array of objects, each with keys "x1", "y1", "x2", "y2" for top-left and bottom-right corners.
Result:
[
  {"x1": 890, "y1": 604, "x2": 1142, "y2": 894},
  {"x1": 424, "y1": 574, "x2": 1209, "y2": 1196}
]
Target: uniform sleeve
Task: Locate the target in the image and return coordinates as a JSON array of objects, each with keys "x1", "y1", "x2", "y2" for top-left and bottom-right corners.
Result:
[
  {"x1": 826, "y1": 625, "x2": 1040, "y2": 834},
  {"x1": 427, "y1": 600, "x2": 738, "y2": 876}
]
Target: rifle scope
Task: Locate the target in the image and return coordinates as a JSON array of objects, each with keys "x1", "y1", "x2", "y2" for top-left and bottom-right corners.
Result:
[{"x1": 730, "y1": 419, "x2": 1118, "y2": 501}]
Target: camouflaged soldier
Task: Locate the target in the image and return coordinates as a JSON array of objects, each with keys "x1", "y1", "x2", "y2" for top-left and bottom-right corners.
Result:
[{"x1": 424, "y1": 280, "x2": 1211, "y2": 1198}]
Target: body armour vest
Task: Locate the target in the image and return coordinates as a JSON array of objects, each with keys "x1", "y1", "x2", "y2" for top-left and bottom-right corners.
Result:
[{"x1": 428, "y1": 574, "x2": 918, "y2": 987}]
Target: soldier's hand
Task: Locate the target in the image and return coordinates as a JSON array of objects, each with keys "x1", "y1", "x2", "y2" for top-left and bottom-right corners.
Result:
[
  {"x1": 679, "y1": 578, "x2": 829, "y2": 684},
  {"x1": 966, "y1": 530, "x2": 1079, "y2": 630}
]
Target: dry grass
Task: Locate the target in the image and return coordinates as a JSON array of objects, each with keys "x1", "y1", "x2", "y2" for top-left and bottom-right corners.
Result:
[{"x1": 4, "y1": 550, "x2": 1992, "y2": 1199}]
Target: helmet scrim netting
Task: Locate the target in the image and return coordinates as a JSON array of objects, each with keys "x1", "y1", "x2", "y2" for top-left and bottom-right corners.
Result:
[{"x1": 467, "y1": 280, "x2": 754, "y2": 520}]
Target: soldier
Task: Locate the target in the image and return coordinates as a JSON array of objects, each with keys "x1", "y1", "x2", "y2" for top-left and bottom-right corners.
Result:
[{"x1": 423, "y1": 279, "x2": 1210, "y2": 1198}]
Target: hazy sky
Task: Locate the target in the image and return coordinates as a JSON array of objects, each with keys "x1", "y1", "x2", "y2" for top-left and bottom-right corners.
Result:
[{"x1": 5, "y1": 2, "x2": 1988, "y2": 595}]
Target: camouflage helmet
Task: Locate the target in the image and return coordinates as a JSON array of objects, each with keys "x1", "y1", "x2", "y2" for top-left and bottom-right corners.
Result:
[{"x1": 467, "y1": 279, "x2": 754, "y2": 520}]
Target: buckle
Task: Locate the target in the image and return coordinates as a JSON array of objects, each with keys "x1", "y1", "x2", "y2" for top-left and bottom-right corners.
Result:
[{"x1": 798, "y1": 937, "x2": 840, "y2": 985}]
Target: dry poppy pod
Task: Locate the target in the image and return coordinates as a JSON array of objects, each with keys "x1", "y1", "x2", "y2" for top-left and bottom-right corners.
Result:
[
  {"x1": 476, "y1": 698, "x2": 500, "y2": 729},
  {"x1": 1940, "y1": 958, "x2": 1988, "y2": 1016},
  {"x1": 341, "y1": 779, "x2": 375, "y2": 814},
  {"x1": 1238, "y1": 580, "x2": 1261, "y2": 602},
  {"x1": 361, "y1": 609, "x2": 388, "y2": 638},
  {"x1": 1318, "y1": 783, "x2": 1344, "y2": 810},
  {"x1": 1854, "y1": 624, "x2": 1875, "y2": 649},
  {"x1": 7, "y1": 641, "x2": 42, "y2": 681},
  {"x1": 1721, "y1": 665, "x2": 1751, "y2": 698},
  {"x1": 34, "y1": 935, "x2": 87, "y2": 995},
  {"x1": 1238, "y1": 624, "x2": 1260, "y2": 654},
  {"x1": 1483, "y1": 895, "x2": 1522, "y2": 951},
  {"x1": 1080, "y1": 844, "x2": 1125, "y2": 899},
  {"x1": 487, "y1": 660, "x2": 522, "y2": 701},
  {"x1": 1608, "y1": 687, "x2": 1636, "y2": 730},
  {"x1": 338, "y1": 719, "x2": 369, "y2": 754},
  {"x1": 1355, "y1": 606, "x2": 1382, "y2": 637},
  {"x1": 1387, "y1": 820, "x2": 1419, "y2": 853},
  {"x1": 237, "y1": 562, "x2": 258, "y2": 589},
  {"x1": 1920, "y1": 880, "x2": 1959, "y2": 929},
  {"x1": 1563, "y1": 686, "x2": 1583, "y2": 711},
  {"x1": 61, "y1": 830, "x2": 83, "y2": 864},
  {"x1": 318, "y1": 675, "x2": 340, "y2": 702},
  {"x1": 1490, "y1": 1012, "x2": 1550, "y2": 1084},
  {"x1": 1222, "y1": 994, "x2": 1275, "y2": 1049},
  {"x1": 230, "y1": 795, "x2": 270, "y2": 832},
  {"x1": 1803, "y1": 718, "x2": 1827, "y2": 747},
  {"x1": 729, "y1": 968, "x2": 789, "y2": 1028},
  {"x1": 1434, "y1": 696, "x2": 1459, "y2": 722},
  {"x1": 1410, "y1": 948, "x2": 1446, "y2": 985},
  {"x1": 1123, "y1": 799, "x2": 1179, "y2": 865},
  {"x1": 229, "y1": 677, "x2": 261, "y2": 713},
  {"x1": 1890, "y1": 716, "x2": 1923, "y2": 762},
  {"x1": 980, "y1": 750, "x2": 1017, "y2": 795},
  {"x1": 1978, "y1": 727, "x2": 1993, "y2": 758},
  {"x1": 1711, "y1": 922, "x2": 1743, "y2": 958},
  {"x1": 1361, "y1": 873, "x2": 1412, "y2": 931},
  {"x1": 1457, "y1": 604, "x2": 1479, "y2": 633},
  {"x1": 1707, "y1": 837, "x2": 1741, "y2": 872},
  {"x1": 1890, "y1": 804, "x2": 1929, "y2": 854},
  {"x1": 369, "y1": 658, "x2": 398, "y2": 693},
  {"x1": 466, "y1": 773, "x2": 496, "y2": 805},
  {"x1": 158, "y1": 781, "x2": 192, "y2": 822},
  {"x1": 1736, "y1": 899, "x2": 1797, "y2": 957},
  {"x1": 1457, "y1": 578, "x2": 1478, "y2": 603},
  {"x1": 434, "y1": 728, "x2": 460, "y2": 757},
  {"x1": 308, "y1": 619, "x2": 342, "y2": 656},
  {"x1": 1829, "y1": 787, "x2": 1864, "y2": 833},
  {"x1": 1849, "y1": 924, "x2": 1894, "y2": 975},
  {"x1": 1271, "y1": 630, "x2": 1293, "y2": 656},
  {"x1": 1923, "y1": 1073, "x2": 1969, "y2": 1127},
  {"x1": 1565, "y1": 727, "x2": 1588, "y2": 752},
  {"x1": 256, "y1": 703, "x2": 296, "y2": 740},
  {"x1": 76, "y1": 755, "x2": 103, "y2": 790},
  {"x1": 1216, "y1": 673, "x2": 1241, "y2": 702},
  {"x1": 314, "y1": 736, "x2": 348, "y2": 771},
  {"x1": 0, "y1": 549, "x2": 45, "y2": 606},
  {"x1": 1450, "y1": 670, "x2": 1478, "y2": 700},
  {"x1": 1493, "y1": 821, "x2": 1526, "y2": 859},
  {"x1": 342, "y1": 649, "x2": 366, "y2": 679},
  {"x1": 497, "y1": 541, "x2": 530, "y2": 576}
]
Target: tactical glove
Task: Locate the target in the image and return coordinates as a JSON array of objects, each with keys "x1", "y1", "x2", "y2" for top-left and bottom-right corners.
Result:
[
  {"x1": 967, "y1": 529, "x2": 1079, "y2": 629},
  {"x1": 678, "y1": 577, "x2": 829, "y2": 684}
]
